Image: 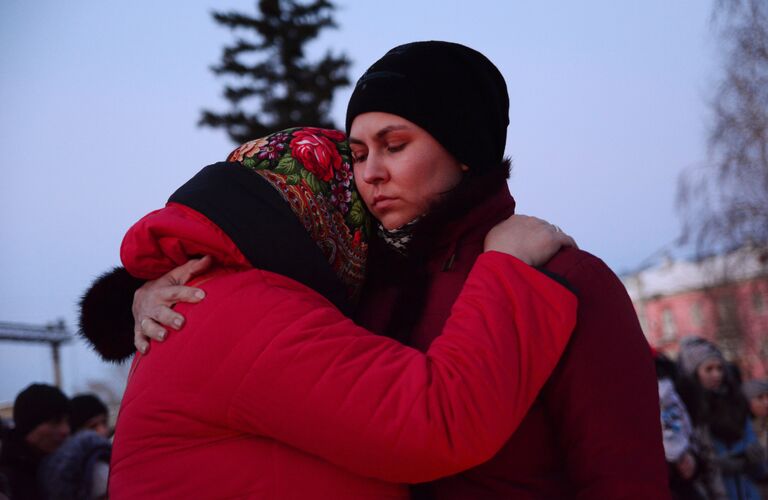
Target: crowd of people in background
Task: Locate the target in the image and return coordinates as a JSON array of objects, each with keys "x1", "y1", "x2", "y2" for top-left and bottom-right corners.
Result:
[
  {"x1": 0, "y1": 384, "x2": 111, "y2": 500},
  {"x1": 2, "y1": 334, "x2": 768, "y2": 499},
  {"x1": 657, "y1": 336, "x2": 768, "y2": 500}
]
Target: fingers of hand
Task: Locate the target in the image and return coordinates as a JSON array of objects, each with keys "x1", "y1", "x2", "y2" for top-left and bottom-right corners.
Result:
[
  {"x1": 152, "y1": 304, "x2": 185, "y2": 330},
  {"x1": 134, "y1": 328, "x2": 150, "y2": 354},
  {"x1": 132, "y1": 281, "x2": 154, "y2": 310},
  {"x1": 556, "y1": 231, "x2": 576, "y2": 247},
  {"x1": 132, "y1": 285, "x2": 152, "y2": 333},
  {"x1": 145, "y1": 285, "x2": 204, "y2": 306},
  {"x1": 139, "y1": 317, "x2": 167, "y2": 342},
  {"x1": 189, "y1": 255, "x2": 212, "y2": 274},
  {"x1": 163, "y1": 261, "x2": 194, "y2": 286},
  {"x1": 168, "y1": 256, "x2": 212, "y2": 285},
  {"x1": 166, "y1": 285, "x2": 205, "y2": 303}
]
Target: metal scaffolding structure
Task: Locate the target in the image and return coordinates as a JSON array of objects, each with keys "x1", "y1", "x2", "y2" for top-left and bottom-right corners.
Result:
[{"x1": 0, "y1": 320, "x2": 72, "y2": 388}]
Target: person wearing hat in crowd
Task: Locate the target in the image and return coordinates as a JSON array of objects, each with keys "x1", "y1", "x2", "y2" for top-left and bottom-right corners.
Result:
[
  {"x1": 82, "y1": 126, "x2": 577, "y2": 497},
  {"x1": 37, "y1": 394, "x2": 111, "y2": 500},
  {"x1": 743, "y1": 379, "x2": 768, "y2": 448},
  {"x1": 67, "y1": 395, "x2": 109, "y2": 439},
  {"x1": 677, "y1": 336, "x2": 766, "y2": 500},
  {"x1": 743, "y1": 379, "x2": 768, "y2": 498},
  {"x1": 82, "y1": 41, "x2": 669, "y2": 498},
  {"x1": 0, "y1": 383, "x2": 70, "y2": 499}
]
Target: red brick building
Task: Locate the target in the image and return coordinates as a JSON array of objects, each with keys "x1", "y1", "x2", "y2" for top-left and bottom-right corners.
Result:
[{"x1": 622, "y1": 247, "x2": 768, "y2": 378}]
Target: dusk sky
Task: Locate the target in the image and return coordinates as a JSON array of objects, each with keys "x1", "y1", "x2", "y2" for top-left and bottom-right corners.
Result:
[{"x1": 0, "y1": 0, "x2": 717, "y2": 403}]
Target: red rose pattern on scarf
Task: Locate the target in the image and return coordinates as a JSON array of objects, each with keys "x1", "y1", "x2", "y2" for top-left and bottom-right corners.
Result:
[{"x1": 227, "y1": 128, "x2": 370, "y2": 301}]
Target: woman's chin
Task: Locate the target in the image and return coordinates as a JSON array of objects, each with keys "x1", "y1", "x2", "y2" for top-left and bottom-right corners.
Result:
[
  {"x1": 379, "y1": 220, "x2": 399, "y2": 231},
  {"x1": 378, "y1": 214, "x2": 419, "y2": 231}
]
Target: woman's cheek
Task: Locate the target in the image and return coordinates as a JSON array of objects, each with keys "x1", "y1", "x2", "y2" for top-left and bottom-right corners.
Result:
[
  {"x1": 357, "y1": 185, "x2": 375, "y2": 210},
  {"x1": 352, "y1": 173, "x2": 365, "y2": 196}
]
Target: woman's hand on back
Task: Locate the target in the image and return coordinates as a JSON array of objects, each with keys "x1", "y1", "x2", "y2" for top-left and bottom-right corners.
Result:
[
  {"x1": 133, "y1": 256, "x2": 211, "y2": 354},
  {"x1": 484, "y1": 215, "x2": 577, "y2": 267}
]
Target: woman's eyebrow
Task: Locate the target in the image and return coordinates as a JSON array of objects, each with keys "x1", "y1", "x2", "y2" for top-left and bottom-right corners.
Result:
[
  {"x1": 348, "y1": 124, "x2": 410, "y2": 145},
  {"x1": 375, "y1": 125, "x2": 409, "y2": 139}
]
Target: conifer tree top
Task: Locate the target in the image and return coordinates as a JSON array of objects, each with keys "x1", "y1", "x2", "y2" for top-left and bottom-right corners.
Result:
[{"x1": 200, "y1": 0, "x2": 350, "y2": 144}]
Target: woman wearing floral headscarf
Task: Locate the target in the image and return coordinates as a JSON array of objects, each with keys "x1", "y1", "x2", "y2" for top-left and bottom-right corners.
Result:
[{"x1": 95, "y1": 127, "x2": 576, "y2": 498}]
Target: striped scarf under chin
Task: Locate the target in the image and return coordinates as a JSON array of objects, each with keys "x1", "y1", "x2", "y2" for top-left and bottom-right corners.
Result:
[{"x1": 377, "y1": 217, "x2": 421, "y2": 256}]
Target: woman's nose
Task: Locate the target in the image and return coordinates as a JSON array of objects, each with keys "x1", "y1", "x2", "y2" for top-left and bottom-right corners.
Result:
[{"x1": 360, "y1": 153, "x2": 389, "y2": 184}]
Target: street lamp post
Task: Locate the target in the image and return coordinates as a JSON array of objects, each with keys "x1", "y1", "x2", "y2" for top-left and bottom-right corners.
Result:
[{"x1": 0, "y1": 319, "x2": 72, "y2": 388}]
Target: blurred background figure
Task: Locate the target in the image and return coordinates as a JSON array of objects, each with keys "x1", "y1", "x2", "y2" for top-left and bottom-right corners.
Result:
[
  {"x1": 743, "y1": 379, "x2": 768, "y2": 499},
  {"x1": 655, "y1": 351, "x2": 706, "y2": 499},
  {"x1": 68, "y1": 395, "x2": 109, "y2": 438},
  {"x1": 0, "y1": 383, "x2": 70, "y2": 499},
  {"x1": 38, "y1": 393, "x2": 111, "y2": 500},
  {"x1": 0, "y1": 417, "x2": 8, "y2": 499},
  {"x1": 678, "y1": 337, "x2": 766, "y2": 500}
]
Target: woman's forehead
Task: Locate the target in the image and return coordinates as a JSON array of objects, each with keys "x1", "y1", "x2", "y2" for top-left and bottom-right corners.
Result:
[{"x1": 349, "y1": 112, "x2": 420, "y2": 141}]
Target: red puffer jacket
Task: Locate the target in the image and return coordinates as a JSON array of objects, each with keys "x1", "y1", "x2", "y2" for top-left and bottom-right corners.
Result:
[{"x1": 109, "y1": 202, "x2": 577, "y2": 499}]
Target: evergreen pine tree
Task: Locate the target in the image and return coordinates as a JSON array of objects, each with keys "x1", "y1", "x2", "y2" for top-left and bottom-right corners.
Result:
[{"x1": 200, "y1": 0, "x2": 350, "y2": 144}]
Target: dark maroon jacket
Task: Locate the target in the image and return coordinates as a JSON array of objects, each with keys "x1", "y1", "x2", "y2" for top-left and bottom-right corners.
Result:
[{"x1": 356, "y1": 182, "x2": 671, "y2": 499}]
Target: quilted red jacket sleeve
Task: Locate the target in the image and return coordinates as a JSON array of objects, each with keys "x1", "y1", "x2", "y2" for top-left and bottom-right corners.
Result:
[{"x1": 221, "y1": 252, "x2": 576, "y2": 483}]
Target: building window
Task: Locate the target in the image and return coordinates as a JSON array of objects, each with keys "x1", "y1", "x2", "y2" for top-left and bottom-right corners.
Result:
[
  {"x1": 716, "y1": 294, "x2": 740, "y2": 342},
  {"x1": 662, "y1": 308, "x2": 677, "y2": 341},
  {"x1": 690, "y1": 302, "x2": 703, "y2": 328},
  {"x1": 754, "y1": 291, "x2": 766, "y2": 314},
  {"x1": 718, "y1": 295, "x2": 737, "y2": 323}
]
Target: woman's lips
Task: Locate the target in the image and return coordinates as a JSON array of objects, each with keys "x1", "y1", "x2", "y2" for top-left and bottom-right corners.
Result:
[{"x1": 372, "y1": 195, "x2": 398, "y2": 209}]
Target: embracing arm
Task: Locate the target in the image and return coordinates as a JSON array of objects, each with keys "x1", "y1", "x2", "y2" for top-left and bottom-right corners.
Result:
[
  {"x1": 79, "y1": 214, "x2": 573, "y2": 360},
  {"x1": 224, "y1": 252, "x2": 576, "y2": 483}
]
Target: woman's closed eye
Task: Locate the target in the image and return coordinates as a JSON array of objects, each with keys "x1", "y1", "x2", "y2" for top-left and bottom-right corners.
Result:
[
  {"x1": 387, "y1": 143, "x2": 406, "y2": 153},
  {"x1": 351, "y1": 151, "x2": 367, "y2": 163}
]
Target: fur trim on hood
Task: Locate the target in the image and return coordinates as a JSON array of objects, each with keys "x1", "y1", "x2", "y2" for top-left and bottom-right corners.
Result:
[{"x1": 78, "y1": 267, "x2": 142, "y2": 362}]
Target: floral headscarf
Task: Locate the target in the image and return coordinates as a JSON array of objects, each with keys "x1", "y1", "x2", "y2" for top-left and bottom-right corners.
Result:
[{"x1": 227, "y1": 127, "x2": 370, "y2": 300}]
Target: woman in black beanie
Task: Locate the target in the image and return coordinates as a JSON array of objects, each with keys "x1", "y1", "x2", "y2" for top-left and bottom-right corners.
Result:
[
  {"x1": 112, "y1": 41, "x2": 669, "y2": 498},
  {"x1": 342, "y1": 41, "x2": 669, "y2": 499}
]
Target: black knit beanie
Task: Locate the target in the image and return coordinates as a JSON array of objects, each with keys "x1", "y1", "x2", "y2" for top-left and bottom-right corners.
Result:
[
  {"x1": 345, "y1": 41, "x2": 510, "y2": 173},
  {"x1": 13, "y1": 383, "x2": 69, "y2": 437},
  {"x1": 69, "y1": 394, "x2": 108, "y2": 432}
]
